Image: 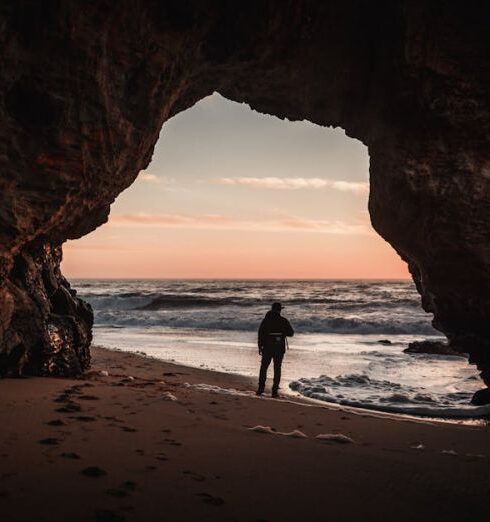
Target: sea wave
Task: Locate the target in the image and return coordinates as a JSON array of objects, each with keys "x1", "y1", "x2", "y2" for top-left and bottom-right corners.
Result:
[
  {"x1": 290, "y1": 374, "x2": 490, "y2": 418},
  {"x1": 80, "y1": 292, "x2": 421, "y2": 311},
  {"x1": 92, "y1": 309, "x2": 436, "y2": 335},
  {"x1": 75, "y1": 279, "x2": 436, "y2": 336}
]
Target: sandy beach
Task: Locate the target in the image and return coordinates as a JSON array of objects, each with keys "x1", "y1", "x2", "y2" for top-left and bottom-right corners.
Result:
[{"x1": 1, "y1": 345, "x2": 489, "y2": 522}]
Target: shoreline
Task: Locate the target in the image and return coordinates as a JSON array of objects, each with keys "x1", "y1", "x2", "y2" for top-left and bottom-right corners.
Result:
[
  {"x1": 102, "y1": 344, "x2": 488, "y2": 427},
  {"x1": 1, "y1": 345, "x2": 489, "y2": 521}
]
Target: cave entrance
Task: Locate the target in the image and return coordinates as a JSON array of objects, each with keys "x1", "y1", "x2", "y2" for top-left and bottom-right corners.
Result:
[
  {"x1": 63, "y1": 93, "x2": 406, "y2": 279},
  {"x1": 60, "y1": 94, "x2": 482, "y2": 417}
]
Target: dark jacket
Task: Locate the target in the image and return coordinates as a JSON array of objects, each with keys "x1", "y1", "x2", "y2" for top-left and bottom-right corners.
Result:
[{"x1": 258, "y1": 310, "x2": 294, "y2": 353}]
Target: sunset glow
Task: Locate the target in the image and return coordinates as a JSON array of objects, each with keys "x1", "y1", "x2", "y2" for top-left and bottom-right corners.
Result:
[{"x1": 63, "y1": 93, "x2": 409, "y2": 279}]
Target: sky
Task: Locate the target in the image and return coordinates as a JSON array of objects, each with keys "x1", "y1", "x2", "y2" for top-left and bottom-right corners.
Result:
[{"x1": 62, "y1": 93, "x2": 409, "y2": 279}]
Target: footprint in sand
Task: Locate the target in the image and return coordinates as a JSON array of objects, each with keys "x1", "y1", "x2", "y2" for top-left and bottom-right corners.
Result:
[
  {"x1": 121, "y1": 481, "x2": 136, "y2": 491},
  {"x1": 79, "y1": 395, "x2": 100, "y2": 401},
  {"x1": 213, "y1": 415, "x2": 229, "y2": 421},
  {"x1": 94, "y1": 509, "x2": 126, "y2": 522},
  {"x1": 196, "y1": 493, "x2": 225, "y2": 506},
  {"x1": 183, "y1": 470, "x2": 205, "y2": 482},
  {"x1": 106, "y1": 488, "x2": 129, "y2": 498},
  {"x1": 61, "y1": 452, "x2": 80, "y2": 460},
  {"x1": 47, "y1": 419, "x2": 66, "y2": 426},
  {"x1": 72, "y1": 415, "x2": 97, "y2": 423},
  {"x1": 81, "y1": 466, "x2": 107, "y2": 478},
  {"x1": 121, "y1": 426, "x2": 137, "y2": 433},
  {"x1": 104, "y1": 416, "x2": 124, "y2": 423},
  {"x1": 163, "y1": 438, "x2": 182, "y2": 446},
  {"x1": 38, "y1": 437, "x2": 61, "y2": 446},
  {"x1": 155, "y1": 453, "x2": 168, "y2": 461},
  {"x1": 54, "y1": 396, "x2": 70, "y2": 404},
  {"x1": 56, "y1": 402, "x2": 82, "y2": 414}
]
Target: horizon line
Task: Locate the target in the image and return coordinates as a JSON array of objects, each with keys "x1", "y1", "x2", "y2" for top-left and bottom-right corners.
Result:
[{"x1": 67, "y1": 276, "x2": 412, "y2": 281}]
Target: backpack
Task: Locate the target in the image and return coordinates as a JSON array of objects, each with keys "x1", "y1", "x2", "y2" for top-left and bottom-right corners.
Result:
[{"x1": 266, "y1": 332, "x2": 285, "y2": 350}]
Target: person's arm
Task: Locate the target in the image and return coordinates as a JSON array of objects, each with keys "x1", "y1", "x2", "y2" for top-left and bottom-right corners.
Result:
[
  {"x1": 284, "y1": 318, "x2": 294, "y2": 337},
  {"x1": 258, "y1": 319, "x2": 265, "y2": 354}
]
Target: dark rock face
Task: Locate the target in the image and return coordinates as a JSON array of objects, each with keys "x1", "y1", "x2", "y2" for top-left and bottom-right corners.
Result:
[
  {"x1": 404, "y1": 341, "x2": 465, "y2": 358},
  {"x1": 471, "y1": 388, "x2": 490, "y2": 406},
  {"x1": 1, "y1": 244, "x2": 92, "y2": 376},
  {"x1": 1, "y1": 1, "x2": 490, "y2": 389}
]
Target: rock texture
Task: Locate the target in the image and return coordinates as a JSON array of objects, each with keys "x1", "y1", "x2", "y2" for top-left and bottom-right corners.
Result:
[
  {"x1": 404, "y1": 340, "x2": 466, "y2": 358},
  {"x1": 0, "y1": 1, "x2": 490, "y2": 397}
]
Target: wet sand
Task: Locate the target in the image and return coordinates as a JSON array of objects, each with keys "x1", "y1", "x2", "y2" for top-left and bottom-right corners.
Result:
[{"x1": 0, "y1": 345, "x2": 488, "y2": 522}]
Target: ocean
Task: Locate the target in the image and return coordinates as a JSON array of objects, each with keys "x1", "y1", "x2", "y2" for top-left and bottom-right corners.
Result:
[{"x1": 72, "y1": 279, "x2": 489, "y2": 419}]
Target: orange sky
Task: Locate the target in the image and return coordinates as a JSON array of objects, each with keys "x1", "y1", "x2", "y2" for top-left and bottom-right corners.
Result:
[{"x1": 63, "y1": 94, "x2": 409, "y2": 279}]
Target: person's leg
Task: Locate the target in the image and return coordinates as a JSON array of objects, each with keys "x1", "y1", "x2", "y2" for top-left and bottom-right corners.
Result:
[
  {"x1": 272, "y1": 352, "x2": 284, "y2": 395},
  {"x1": 258, "y1": 352, "x2": 272, "y2": 393}
]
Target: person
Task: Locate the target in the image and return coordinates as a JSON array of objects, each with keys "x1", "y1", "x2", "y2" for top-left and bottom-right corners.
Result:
[{"x1": 256, "y1": 302, "x2": 294, "y2": 398}]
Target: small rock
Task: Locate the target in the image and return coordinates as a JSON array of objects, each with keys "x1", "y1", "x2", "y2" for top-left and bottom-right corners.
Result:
[
  {"x1": 404, "y1": 340, "x2": 465, "y2": 357},
  {"x1": 100, "y1": 371, "x2": 109, "y2": 377},
  {"x1": 471, "y1": 388, "x2": 490, "y2": 405}
]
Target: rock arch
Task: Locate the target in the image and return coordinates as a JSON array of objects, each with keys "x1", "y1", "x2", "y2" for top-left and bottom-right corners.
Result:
[{"x1": 1, "y1": 1, "x2": 489, "y2": 399}]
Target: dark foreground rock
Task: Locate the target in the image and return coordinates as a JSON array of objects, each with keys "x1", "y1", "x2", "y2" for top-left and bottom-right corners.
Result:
[
  {"x1": 0, "y1": 1, "x2": 490, "y2": 385},
  {"x1": 0, "y1": 244, "x2": 92, "y2": 376},
  {"x1": 471, "y1": 388, "x2": 490, "y2": 406},
  {"x1": 404, "y1": 341, "x2": 466, "y2": 358}
]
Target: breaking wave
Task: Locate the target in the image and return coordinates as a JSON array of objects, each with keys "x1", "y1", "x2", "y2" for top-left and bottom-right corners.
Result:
[
  {"x1": 74, "y1": 279, "x2": 436, "y2": 335},
  {"x1": 290, "y1": 374, "x2": 490, "y2": 418}
]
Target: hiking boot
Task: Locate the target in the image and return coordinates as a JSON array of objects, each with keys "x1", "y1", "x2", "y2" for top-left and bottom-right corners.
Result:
[
  {"x1": 271, "y1": 390, "x2": 279, "y2": 398},
  {"x1": 256, "y1": 389, "x2": 264, "y2": 396}
]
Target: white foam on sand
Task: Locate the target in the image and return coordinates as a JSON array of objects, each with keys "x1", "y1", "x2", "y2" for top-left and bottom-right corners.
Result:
[
  {"x1": 161, "y1": 392, "x2": 178, "y2": 401},
  {"x1": 184, "y1": 383, "x2": 251, "y2": 397},
  {"x1": 248, "y1": 426, "x2": 308, "y2": 438},
  {"x1": 315, "y1": 433, "x2": 354, "y2": 444}
]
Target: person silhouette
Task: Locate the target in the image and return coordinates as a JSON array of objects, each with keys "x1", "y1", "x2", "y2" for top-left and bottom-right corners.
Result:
[{"x1": 256, "y1": 302, "x2": 294, "y2": 398}]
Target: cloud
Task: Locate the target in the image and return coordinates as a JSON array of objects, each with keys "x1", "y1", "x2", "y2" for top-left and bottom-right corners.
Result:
[
  {"x1": 214, "y1": 177, "x2": 368, "y2": 193},
  {"x1": 108, "y1": 213, "x2": 372, "y2": 236},
  {"x1": 138, "y1": 171, "x2": 161, "y2": 184}
]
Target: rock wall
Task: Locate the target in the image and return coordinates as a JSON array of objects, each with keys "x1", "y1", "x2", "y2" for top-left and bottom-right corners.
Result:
[{"x1": 1, "y1": 1, "x2": 490, "y2": 395}]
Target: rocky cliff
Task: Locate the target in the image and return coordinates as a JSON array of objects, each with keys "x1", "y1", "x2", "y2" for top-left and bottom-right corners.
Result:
[{"x1": 1, "y1": 1, "x2": 489, "y2": 400}]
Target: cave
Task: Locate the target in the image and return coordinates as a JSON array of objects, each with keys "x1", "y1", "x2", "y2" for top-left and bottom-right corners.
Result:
[{"x1": 1, "y1": 1, "x2": 490, "y2": 402}]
